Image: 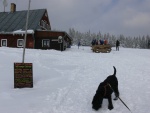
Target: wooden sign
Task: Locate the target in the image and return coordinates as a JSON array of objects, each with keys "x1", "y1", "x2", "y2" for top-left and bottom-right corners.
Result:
[{"x1": 14, "y1": 63, "x2": 33, "y2": 88}]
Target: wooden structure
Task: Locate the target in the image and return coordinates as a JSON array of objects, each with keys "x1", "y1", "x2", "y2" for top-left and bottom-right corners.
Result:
[
  {"x1": 35, "y1": 30, "x2": 72, "y2": 51},
  {"x1": 14, "y1": 63, "x2": 33, "y2": 88},
  {"x1": 91, "y1": 44, "x2": 112, "y2": 53},
  {"x1": 0, "y1": 3, "x2": 72, "y2": 51}
]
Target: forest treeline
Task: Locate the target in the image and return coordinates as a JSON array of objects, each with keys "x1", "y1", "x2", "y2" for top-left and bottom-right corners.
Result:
[{"x1": 68, "y1": 28, "x2": 150, "y2": 49}]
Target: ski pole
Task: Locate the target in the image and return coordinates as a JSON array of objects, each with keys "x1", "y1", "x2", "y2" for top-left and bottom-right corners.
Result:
[
  {"x1": 118, "y1": 96, "x2": 132, "y2": 113},
  {"x1": 108, "y1": 83, "x2": 132, "y2": 113}
]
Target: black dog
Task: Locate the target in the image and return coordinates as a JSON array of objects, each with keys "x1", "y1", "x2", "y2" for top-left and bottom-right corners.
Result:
[{"x1": 92, "y1": 66, "x2": 119, "y2": 110}]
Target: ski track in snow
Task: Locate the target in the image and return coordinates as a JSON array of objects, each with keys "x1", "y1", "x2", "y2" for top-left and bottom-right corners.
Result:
[{"x1": 0, "y1": 46, "x2": 150, "y2": 113}]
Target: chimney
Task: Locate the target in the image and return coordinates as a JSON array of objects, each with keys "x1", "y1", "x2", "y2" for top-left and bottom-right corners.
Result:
[{"x1": 10, "y1": 3, "x2": 16, "y2": 12}]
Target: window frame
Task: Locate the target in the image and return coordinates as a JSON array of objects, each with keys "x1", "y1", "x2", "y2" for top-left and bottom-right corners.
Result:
[
  {"x1": 43, "y1": 20, "x2": 47, "y2": 29},
  {"x1": 17, "y1": 39, "x2": 24, "y2": 47},
  {"x1": 42, "y1": 39, "x2": 50, "y2": 47},
  {"x1": 1, "y1": 39, "x2": 7, "y2": 47},
  {"x1": 45, "y1": 12, "x2": 47, "y2": 17}
]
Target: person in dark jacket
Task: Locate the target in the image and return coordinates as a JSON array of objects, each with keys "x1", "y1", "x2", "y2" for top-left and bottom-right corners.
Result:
[
  {"x1": 91, "y1": 39, "x2": 95, "y2": 46},
  {"x1": 116, "y1": 40, "x2": 120, "y2": 51},
  {"x1": 78, "y1": 41, "x2": 81, "y2": 49},
  {"x1": 100, "y1": 40, "x2": 104, "y2": 45}
]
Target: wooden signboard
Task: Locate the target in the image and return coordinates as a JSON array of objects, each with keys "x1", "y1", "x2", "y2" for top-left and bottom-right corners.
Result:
[{"x1": 14, "y1": 63, "x2": 33, "y2": 88}]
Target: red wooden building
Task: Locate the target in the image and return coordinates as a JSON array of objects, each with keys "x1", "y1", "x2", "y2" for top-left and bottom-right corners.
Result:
[{"x1": 0, "y1": 3, "x2": 72, "y2": 51}]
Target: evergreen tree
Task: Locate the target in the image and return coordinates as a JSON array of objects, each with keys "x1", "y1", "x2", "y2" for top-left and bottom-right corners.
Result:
[{"x1": 68, "y1": 28, "x2": 150, "y2": 49}]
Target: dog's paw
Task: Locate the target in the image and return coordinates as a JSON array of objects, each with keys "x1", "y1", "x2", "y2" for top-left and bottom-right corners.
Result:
[
  {"x1": 113, "y1": 97, "x2": 118, "y2": 101},
  {"x1": 108, "y1": 105, "x2": 114, "y2": 110}
]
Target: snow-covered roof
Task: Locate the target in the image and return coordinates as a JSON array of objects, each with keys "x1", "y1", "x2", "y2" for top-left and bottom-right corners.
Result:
[{"x1": 13, "y1": 29, "x2": 34, "y2": 35}]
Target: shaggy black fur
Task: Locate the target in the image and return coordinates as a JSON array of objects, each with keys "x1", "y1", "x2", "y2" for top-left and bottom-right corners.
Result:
[{"x1": 92, "y1": 66, "x2": 119, "y2": 111}]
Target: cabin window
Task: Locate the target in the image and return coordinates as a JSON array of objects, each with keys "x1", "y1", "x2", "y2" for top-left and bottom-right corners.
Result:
[
  {"x1": 42, "y1": 39, "x2": 50, "y2": 47},
  {"x1": 45, "y1": 12, "x2": 47, "y2": 17},
  {"x1": 1, "y1": 39, "x2": 7, "y2": 47},
  {"x1": 43, "y1": 21, "x2": 47, "y2": 29},
  {"x1": 17, "y1": 39, "x2": 24, "y2": 47},
  {"x1": 41, "y1": 20, "x2": 44, "y2": 26},
  {"x1": 47, "y1": 24, "x2": 50, "y2": 30},
  {"x1": 41, "y1": 20, "x2": 47, "y2": 29}
]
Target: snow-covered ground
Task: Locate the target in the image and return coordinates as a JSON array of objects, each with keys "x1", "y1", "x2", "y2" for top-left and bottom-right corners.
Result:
[{"x1": 0, "y1": 46, "x2": 150, "y2": 113}]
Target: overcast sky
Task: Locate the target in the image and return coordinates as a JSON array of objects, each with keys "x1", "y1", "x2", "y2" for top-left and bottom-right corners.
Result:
[{"x1": 0, "y1": 0, "x2": 150, "y2": 37}]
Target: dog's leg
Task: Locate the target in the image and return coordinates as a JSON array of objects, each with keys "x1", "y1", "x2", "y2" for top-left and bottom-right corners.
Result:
[
  {"x1": 99, "y1": 96, "x2": 103, "y2": 108},
  {"x1": 108, "y1": 96, "x2": 114, "y2": 110}
]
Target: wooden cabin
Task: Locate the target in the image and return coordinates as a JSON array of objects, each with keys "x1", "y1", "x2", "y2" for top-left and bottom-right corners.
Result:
[
  {"x1": 0, "y1": 3, "x2": 72, "y2": 51},
  {"x1": 34, "y1": 30, "x2": 72, "y2": 50}
]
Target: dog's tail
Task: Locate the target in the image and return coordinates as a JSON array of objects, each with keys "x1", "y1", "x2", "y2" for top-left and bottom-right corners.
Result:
[{"x1": 113, "y1": 66, "x2": 116, "y2": 76}]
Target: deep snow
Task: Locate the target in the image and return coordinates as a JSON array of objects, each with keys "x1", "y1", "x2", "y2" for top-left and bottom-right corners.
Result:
[{"x1": 0, "y1": 46, "x2": 150, "y2": 113}]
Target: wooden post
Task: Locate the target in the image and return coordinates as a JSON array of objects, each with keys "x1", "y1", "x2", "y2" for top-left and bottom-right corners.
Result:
[{"x1": 22, "y1": 0, "x2": 31, "y2": 63}]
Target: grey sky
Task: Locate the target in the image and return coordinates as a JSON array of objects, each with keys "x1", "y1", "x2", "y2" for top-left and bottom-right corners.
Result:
[{"x1": 0, "y1": 0, "x2": 150, "y2": 37}]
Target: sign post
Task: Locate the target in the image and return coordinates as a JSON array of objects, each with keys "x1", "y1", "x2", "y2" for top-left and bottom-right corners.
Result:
[
  {"x1": 3, "y1": 0, "x2": 8, "y2": 12},
  {"x1": 22, "y1": 0, "x2": 31, "y2": 63},
  {"x1": 14, "y1": 0, "x2": 33, "y2": 88}
]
